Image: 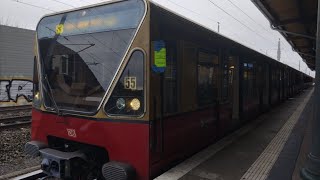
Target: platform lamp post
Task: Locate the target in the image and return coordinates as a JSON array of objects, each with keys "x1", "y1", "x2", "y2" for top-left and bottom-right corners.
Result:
[{"x1": 301, "y1": 0, "x2": 320, "y2": 179}]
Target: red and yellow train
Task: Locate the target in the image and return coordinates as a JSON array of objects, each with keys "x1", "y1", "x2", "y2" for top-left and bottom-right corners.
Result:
[{"x1": 25, "y1": 0, "x2": 313, "y2": 179}]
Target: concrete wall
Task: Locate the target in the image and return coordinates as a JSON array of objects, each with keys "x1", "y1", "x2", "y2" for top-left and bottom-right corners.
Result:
[
  {"x1": 0, "y1": 25, "x2": 35, "y2": 106},
  {"x1": 0, "y1": 25, "x2": 35, "y2": 78}
]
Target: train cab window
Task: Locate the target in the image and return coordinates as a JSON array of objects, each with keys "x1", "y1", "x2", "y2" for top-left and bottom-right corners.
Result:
[
  {"x1": 197, "y1": 51, "x2": 219, "y2": 106},
  {"x1": 105, "y1": 50, "x2": 145, "y2": 116}
]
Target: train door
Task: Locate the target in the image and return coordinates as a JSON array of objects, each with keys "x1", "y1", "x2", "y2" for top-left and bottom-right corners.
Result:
[
  {"x1": 150, "y1": 40, "x2": 219, "y2": 175},
  {"x1": 284, "y1": 68, "x2": 289, "y2": 99},
  {"x1": 149, "y1": 40, "x2": 179, "y2": 165},
  {"x1": 279, "y1": 67, "x2": 284, "y2": 100},
  {"x1": 270, "y1": 64, "x2": 278, "y2": 104},
  {"x1": 241, "y1": 60, "x2": 259, "y2": 120},
  {"x1": 257, "y1": 63, "x2": 264, "y2": 112},
  {"x1": 230, "y1": 56, "x2": 240, "y2": 128},
  {"x1": 159, "y1": 42, "x2": 219, "y2": 157},
  {"x1": 220, "y1": 53, "x2": 239, "y2": 132},
  {"x1": 262, "y1": 63, "x2": 270, "y2": 111}
]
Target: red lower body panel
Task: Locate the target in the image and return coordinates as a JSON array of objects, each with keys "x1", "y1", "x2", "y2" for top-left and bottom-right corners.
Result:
[
  {"x1": 150, "y1": 107, "x2": 222, "y2": 178},
  {"x1": 31, "y1": 109, "x2": 150, "y2": 180}
]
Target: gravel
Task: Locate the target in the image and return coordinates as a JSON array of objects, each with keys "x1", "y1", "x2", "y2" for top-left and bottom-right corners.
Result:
[{"x1": 0, "y1": 126, "x2": 41, "y2": 176}]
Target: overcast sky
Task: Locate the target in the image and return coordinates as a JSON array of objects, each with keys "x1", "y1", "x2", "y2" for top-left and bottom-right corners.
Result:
[{"x1": 0, "y1": 0, "x2": 314, "y2": 77}]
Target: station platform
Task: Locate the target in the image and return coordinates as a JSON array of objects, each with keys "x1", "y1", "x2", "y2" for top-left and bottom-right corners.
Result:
[{"x1": 155, "y1": 88, "x2": 314, "y2": 180}]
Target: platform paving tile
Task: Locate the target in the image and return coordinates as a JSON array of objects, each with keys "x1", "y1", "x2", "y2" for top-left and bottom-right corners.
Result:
[
  {"x1": 177, "y1": 90, "x2": 312, "y2": 180},
  {"x1": 241, "y1": 89, "x2": 312, "y2": 180},
  {"x1": 270, "y1": 92, "x2": 314, "y2": 180}
]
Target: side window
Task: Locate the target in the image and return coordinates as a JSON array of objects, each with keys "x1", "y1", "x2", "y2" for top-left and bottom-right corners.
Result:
[
  {"x1": 227, "y1": 56, "x2": 237, "y2": 103},
  {"x1": 222, "y1": 57, "x2": 229, "y2": 100},
  {"x1": 198, "y1": 51, "x2": 219, "y2": 106},
  {"x1": 243, "y1": 62, "x2": 255, "y2": 97},
  {"x1": 105, "y1": 50, "x2": 145, "y2": 116}
]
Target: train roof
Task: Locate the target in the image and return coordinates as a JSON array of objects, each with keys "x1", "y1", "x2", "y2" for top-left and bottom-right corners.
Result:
[{"x1": 150, "y1": 1, "x2": 292, "y2": 67}]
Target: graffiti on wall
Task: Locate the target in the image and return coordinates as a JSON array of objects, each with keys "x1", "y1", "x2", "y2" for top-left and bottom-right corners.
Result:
[{"x1": 0, "y1": 79, "x2": 33, "y2": 102}]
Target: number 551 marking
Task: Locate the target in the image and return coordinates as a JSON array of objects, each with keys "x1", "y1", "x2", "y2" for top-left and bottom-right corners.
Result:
[{"x1": 124, "y1": 77, "x2": 137, "y2": 90}]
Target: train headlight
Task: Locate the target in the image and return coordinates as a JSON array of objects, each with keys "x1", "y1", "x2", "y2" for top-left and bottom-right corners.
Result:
[
  {"x1": 33, "y1": 91, "x2": 41, "y2": 108},
  {"x1": 116, "y1": 98, "x2": 126, "y2": 110},
  {"x1": 130, "y1": 98, "x2": 140, "y2": 111}
]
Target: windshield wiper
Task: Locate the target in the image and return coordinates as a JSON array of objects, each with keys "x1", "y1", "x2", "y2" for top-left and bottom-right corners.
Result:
[
  {"x1": 42, "y1": 75, "x2": 63, "y2": 116},
  {"x1": 61, "y1": 43, "x2": 95, "y2": 53}
]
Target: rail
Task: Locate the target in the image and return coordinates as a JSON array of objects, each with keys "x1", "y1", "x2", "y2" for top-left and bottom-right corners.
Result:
[
  {"x1": 0, "y1": 105, "x2": 32, "y2": 113},
  {"x1": 0, "y1": 166, "x2": 45, "y2": 180},
  {"x1": 0, "y1": 105, "x2": 32, "y2": 128},
  {"x1": 0, "y1": 116, "x2": 32, "y2": 129}
]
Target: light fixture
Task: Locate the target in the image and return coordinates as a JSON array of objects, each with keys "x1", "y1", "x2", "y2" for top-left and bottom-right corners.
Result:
[
  {"x1": 33, "y1": 91, "x2": 41, "y2": 108},
  {"x1": 130, "y1": 98, "x2": 140, "y2": 111},
  {"x1": 116, "y1": 98, "x2": 126, "y2": 110}
]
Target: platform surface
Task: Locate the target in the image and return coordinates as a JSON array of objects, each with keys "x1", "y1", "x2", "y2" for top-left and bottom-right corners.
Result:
[{"x1": 156, "y1": 88, "x2": 314, "y2": 180}]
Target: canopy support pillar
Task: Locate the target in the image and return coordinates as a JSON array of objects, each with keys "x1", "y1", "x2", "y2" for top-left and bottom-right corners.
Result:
[{"x1": 301, "y1": 1, "x2": 320, "y2": 179}]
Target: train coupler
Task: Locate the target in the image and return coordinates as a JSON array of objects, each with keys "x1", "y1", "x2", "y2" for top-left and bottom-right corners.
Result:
[{"x1": 39, "y1": 148, "x2": 87, "y2": 179}]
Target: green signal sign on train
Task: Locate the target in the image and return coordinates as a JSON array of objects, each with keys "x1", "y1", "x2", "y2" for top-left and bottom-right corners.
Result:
[{"x1": 153, "y1": 40, "x2": 167, "y2": 73}]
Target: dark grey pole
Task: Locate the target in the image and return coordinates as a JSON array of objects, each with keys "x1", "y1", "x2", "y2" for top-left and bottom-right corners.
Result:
[{"x1": 301, "y1": 0, "x2": 320, "y2": 179}]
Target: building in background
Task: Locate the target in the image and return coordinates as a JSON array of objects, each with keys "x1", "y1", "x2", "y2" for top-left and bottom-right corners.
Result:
[{"x1": 0, "y1": 25, "x2": 35, "y2": 106}]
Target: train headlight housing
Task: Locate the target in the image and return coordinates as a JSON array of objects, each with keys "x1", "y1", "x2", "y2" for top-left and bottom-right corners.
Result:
[
  {"x1": 33, "y1": 91, "x2": 41, "y2": 108},
  {"x1": 130, "y1": 98, "x2": 140, "y2": 111},
  {"x1": 105, "y1": 50, "x2": 145, "y2": 116},
  {"x1": 116, "y1": 98, "x2": 126, "y2": 110}
]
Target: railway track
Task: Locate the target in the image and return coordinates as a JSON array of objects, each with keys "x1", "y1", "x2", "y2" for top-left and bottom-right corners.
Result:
[
  {"x1": 0, "y1": 105, "x2": 32, "y2": 128},
  {"x1": 0, "y1": 105, "x2": 32, "y2": 113},
  {"x1": 12, "y1": 170, "x2": 45, "y2": 180},
  {"x1": 0, "y1": 166, "x2": 45, "y2": 180},
  {"x1": 0, "y1": 116, "x2": 32, "y2": 128}
]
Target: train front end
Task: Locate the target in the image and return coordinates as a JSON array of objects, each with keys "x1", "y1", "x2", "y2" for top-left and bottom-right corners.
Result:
[{"x1": 25, "y1": 0, "x2": 150, "y2": 179}]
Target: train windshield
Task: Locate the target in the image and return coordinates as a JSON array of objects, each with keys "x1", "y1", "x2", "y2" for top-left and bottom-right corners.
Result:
[{"x1": 36, "y1": 0, "x2": 145, "y2": 113}]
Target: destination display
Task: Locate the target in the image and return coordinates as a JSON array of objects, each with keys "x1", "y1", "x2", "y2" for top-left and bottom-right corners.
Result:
[{"x1": 37, "y1": 1, "x2": 145, "y2": 38}]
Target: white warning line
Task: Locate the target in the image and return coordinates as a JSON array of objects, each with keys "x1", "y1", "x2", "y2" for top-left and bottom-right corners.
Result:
[
  {"x1": 240, "y1": 89, "x2": 313, "y2": 180},
  {"x1": 154, "y1": 104, "x2": 274, "y2": 180}
]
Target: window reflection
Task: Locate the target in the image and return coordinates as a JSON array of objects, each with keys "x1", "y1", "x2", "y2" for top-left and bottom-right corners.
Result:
[
  {"x1": 37, "y1": 0, "x2": 145, "y2": 113},
  {"x1": 198, "y1": 51, "x2": 219, "y2": 106}
]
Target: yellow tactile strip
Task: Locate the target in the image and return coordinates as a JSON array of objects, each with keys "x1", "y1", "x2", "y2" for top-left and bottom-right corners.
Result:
[{"x1": 240, "y1": 89, "x2": 314, "y2": 180}]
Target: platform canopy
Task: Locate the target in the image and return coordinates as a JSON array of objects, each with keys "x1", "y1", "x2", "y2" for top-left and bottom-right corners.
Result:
[{"x1": 252, "y1": 0, "x2": 318, "y2": 70}]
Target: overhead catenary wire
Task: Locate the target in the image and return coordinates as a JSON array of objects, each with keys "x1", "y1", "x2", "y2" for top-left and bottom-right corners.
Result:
[
  {"x1": 223, "y1": 0, "x2": 309, "y2": 72},
  {"x1": 225, "y1": 0, "x2": 275, "y2": 37},
  {"x1": 165, "y1": 0, "x2": 219, "y2": 23},
  {"x1": 165, "y1": 0, "x2": 258, "y2": 48},
  {"x1": 164, "y1": 1, "x2": 310, "y2": 75},
  {"x1": 11, "y1": 0, "x2": 55, "y2": 12},
  {"x1": 205, "y1": 0, "x2": 276, "y2": 45},
  {"x1": 50, "y1": 0, "x2": 75, "y2": 8}
]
